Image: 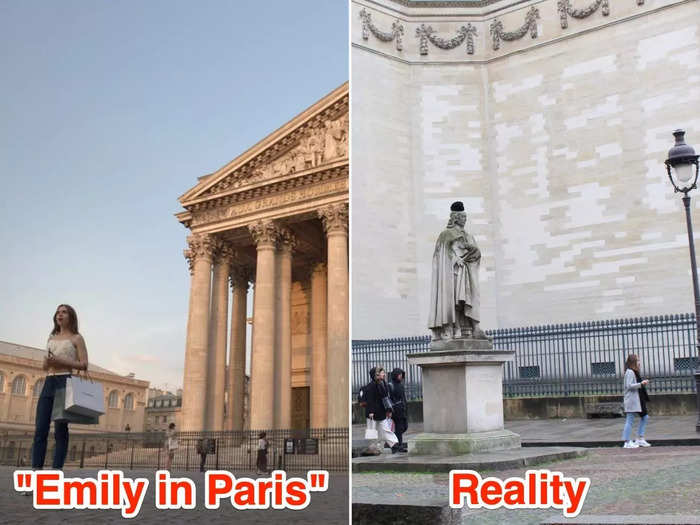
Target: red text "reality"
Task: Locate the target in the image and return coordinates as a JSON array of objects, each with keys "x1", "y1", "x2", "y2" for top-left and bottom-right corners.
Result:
[{"x1": 450, "y1": 469, "x2": 590, "y2": 518}]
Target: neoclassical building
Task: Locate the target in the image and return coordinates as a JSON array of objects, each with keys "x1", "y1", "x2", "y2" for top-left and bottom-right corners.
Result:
[
  {"x1": 176, "y1": 83, "x2": 349, "y2": 432},
  {"x1": 144, "y1": 389, "x2": 182, "y2": 433},
  {"x1": 0, "y1": 341, "x2": 149, "y2": 434}
]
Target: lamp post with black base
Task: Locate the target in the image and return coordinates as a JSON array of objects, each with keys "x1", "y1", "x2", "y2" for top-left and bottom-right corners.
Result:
[{"x1": 664, "y1": 129, "x2": 700, "y2": 432}]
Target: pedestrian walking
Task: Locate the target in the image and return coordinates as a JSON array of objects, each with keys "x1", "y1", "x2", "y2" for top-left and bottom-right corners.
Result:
[
  {"x1": 622, "y1": 354, "x2": 651, "y2": 449},
  {"x1": 360, "y1": 366, "x2": 398, "y2": 452},
  {"x1": 31, "y1": 304, "x2": 89, "y2": 470},
  {"x1": 256, "y1": 432, "x2": 268, "y2": 474},
  {"x1": 197, "y1": 437, "x2": 212, "y2": 472},
  {"x1": 165, "y1": 422, "x2": 178, "y2": 469},
  {"x1": 389, "y1": 368, "x2": 408, "y2": 453}
]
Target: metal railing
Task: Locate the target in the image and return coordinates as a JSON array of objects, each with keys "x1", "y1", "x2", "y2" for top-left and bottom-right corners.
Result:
[
  {"x1": 353, "y1": 313, "x2": 699, "y2": 399},
  {"x1": 0, "y1": 427, "x2": 348, "y2": 471}
]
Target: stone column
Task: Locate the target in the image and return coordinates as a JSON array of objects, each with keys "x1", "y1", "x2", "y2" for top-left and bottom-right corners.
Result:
[
  {"x1": 182, "y1": 234, "x2": 215, "y2": 431},
  {"x1": 248, "y1": 220, "x2": 280, "y2": 430},
  {"x1": 207, "y1": 242, "x2": 233, "y2": 431},
  {"x1": 226, "y1": 264, "x2": 249, "y2": 432},
  {"x1": 274, "y1": 228, "x2": 295, "y2": 429},
  {"x1": 318, "y1": 203, "x2": 349, "y2": 429},
  {"x1": 310, "y1": 262, "x2": 328, "y2": 428}
]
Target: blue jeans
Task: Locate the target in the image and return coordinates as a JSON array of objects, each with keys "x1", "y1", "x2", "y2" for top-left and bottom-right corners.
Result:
[
  {"x1": 31, "y1": 375, "x2": 69, "y2": 469},
  {"x1": 622, "y1": 412, "x2": 649, "y2": 441}
]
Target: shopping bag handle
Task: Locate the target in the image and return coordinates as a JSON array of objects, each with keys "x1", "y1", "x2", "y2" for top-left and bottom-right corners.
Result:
[{"x1": 74, "y1": 369, "x2": 95, "y2": 383}]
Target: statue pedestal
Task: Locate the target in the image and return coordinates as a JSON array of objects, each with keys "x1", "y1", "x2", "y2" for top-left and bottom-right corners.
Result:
[{"x1": 407, "y1": 341, "x2": 520, "y2": 455}]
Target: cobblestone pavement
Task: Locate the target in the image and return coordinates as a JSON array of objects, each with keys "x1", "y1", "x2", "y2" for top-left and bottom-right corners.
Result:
[
  {"x1": 2, "y1": 468, "x2": 349, "y2": 524},
  {"x1": 352, "y1": 446, "x2": 700, "y2": 524}
]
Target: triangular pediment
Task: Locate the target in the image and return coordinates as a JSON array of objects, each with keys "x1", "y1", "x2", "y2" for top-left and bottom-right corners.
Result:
[{"x1": 180, "y1": 82, "x2": 348, "y2": 207}]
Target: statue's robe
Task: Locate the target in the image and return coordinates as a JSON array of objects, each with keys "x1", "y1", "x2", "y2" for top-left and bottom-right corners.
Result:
[{"x1": 427, "y1": 226, "x2": 481, "y2": 333}]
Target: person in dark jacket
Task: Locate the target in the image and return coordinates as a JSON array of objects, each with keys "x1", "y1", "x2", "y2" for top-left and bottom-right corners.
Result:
[
  {"x1": 196, "y1": 437, "x2": 212, "y2": 472},
  {"x1": 359, "y1": 366, "x2": 398, "y2": 450},
  {"x1": 389, "y1": 368, "x2": 408, "y2": 453}
]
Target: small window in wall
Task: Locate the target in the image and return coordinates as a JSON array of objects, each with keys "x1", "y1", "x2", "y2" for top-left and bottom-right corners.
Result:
[
  {"x1": 33, "y1": 379, "x2": 44, "y2": 397},
  {"x1": 591, "y1": 361, "x2": 616, "y2": 376},
  {"x1": 108, "y1": 390, "x2": 119, "y2": 408},
  {"x1": 0, "y1": 371, "x2": 5, "y2": 393},
  {"x1": 124, "y1": 394, "x2": 134, "y2": 410},
  {"x1": 674, "y1": 357, "x2": 699, "y2": 371},
  {"x1": 11, "y1": 376, "x2": 26, "y2": 395},
  {"x1": 519, "y1": 366, "x2": 540, "y2": 379}
]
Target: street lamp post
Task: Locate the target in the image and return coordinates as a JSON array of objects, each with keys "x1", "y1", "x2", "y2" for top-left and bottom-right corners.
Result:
[{"x1": 664, "y1": 129, "x2": 700, "y2": 432}]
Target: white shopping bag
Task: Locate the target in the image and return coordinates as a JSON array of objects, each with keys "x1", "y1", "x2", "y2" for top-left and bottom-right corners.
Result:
[
  {"x1": 364, "y1": 418, "x2": 378, "y2": 440},
  {"x1": 380, "y1": 418, "x2": 398, "y2": 447},
  {"x1": 65, "y1": 374, "x2": 105, "y2": 417}
]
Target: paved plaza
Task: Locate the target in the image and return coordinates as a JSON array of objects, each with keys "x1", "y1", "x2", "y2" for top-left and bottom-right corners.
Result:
[
  {"x1": 353, "y1": 446, "x2": 700, "y2": 524},
  {"x1": 1, "y1": 468, "x2": 349, "y2": 524},
  {"x1": 353, "y1": 416, "x2": 700, "y2": 522}
]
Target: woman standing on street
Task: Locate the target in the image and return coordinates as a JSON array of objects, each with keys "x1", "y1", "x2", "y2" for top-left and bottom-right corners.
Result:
[
  {"x1": 622, "y1": 354, "x2": 651, "y2": 449},
  {"x1": 165, "y1": 422, "x2": 178, "y2": 470},
  {"x1": 256, "y1": 432, "x2": 268, "y2": 475},
  {"x1": 31, "y1": 304, "x2": 89, "y2": 469}
]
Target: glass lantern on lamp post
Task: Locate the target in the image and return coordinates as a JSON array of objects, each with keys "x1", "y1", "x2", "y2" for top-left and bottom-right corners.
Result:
[{"x1": 665, "y1": 129, "x2": 700, "y2": 432}]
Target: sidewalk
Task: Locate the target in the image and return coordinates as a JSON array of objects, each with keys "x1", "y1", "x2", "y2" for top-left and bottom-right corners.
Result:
[
  {"x1": 352, "y1": 415, "x2": 700, "y2": 451},
  {"x1": 1, "y1": 468, "x2": 349, "y2": 524}
]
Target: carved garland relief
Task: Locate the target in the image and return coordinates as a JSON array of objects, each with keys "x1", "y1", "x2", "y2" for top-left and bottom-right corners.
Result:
[
  {"x1": 490, "y1": 6, "x2": 540, "y2": 51},
  {"x1": 416, "y1": 23, "x2": 478, "y2": 55},
  {"x1": 358, "y1": 1, "x2": 647, "y2": 54},
  {"x1": 360, "y1": 8, "x2": 405, "y2": 51}
]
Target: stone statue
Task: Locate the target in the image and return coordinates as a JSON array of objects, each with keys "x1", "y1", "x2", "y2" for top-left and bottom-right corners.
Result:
[{"x1": 428, "y1": 201, "x2": 488, "y2": 341}]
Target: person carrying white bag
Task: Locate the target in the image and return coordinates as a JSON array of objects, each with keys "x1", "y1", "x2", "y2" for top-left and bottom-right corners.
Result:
[
  {"x1": 31, "y1": 304, "x2": 90, "y2": 470},
  {"x1": 359, "y1": 366, "x2": 398, "y2": 451}
]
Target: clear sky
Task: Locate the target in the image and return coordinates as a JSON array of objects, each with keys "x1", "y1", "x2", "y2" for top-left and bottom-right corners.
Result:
[{"x1": 0, "y1": 0, "x2": 348, "y2": 391}]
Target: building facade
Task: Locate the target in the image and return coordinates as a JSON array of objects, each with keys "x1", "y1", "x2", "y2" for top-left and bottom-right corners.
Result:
[
  {"x1": 0, "y1": 341, "x2": 149, "y2": 434},
  {"x1": 352, "y1": 0, "x2": 700, "y2": 338},
  {"x1": 144, "y1": 389, "x2": 182, "y2": 433},
  {"x1": 177, "y1": 83, "x2": 349, "y2": 432}
]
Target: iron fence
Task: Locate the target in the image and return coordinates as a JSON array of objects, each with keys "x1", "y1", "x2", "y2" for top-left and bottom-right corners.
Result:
[
  {"x1": 353, "y1": 313, "x2": 699, "y2": 400},
  {"x1": 0, "y1": 427, "x2": 348, "y2": 472}
]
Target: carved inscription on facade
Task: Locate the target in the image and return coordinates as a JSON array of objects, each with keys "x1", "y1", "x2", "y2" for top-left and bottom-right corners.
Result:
[{"x1": 191, "y1": 178, "x2": 349, "y2": 227}]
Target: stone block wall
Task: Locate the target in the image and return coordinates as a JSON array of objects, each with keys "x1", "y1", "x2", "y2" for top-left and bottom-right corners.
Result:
[{"x1": 352, "y1": 0, "x2": 700, "y2": 337}]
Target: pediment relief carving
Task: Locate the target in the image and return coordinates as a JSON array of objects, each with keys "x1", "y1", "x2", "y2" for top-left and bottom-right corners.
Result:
[{"x1": 198, "y1": 108, "x2": 347, "y2": 200}]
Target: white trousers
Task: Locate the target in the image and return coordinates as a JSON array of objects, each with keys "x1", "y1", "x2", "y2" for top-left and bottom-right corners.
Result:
[{"x1": 370, "y1": 418, "x2": 398, "y2": 448}]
